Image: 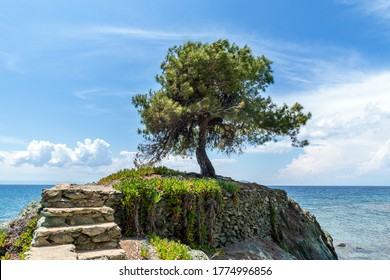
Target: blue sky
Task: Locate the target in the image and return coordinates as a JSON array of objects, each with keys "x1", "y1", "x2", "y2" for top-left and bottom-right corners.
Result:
[{"x1": 1, "y1": 0, "x2": 390, "y2": 185}]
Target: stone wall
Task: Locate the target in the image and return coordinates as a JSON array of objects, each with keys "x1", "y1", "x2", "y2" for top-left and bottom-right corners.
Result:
[
  {"x1": 117, "y1": 182, "x2": 287, "y2": 248},
  {"x1": 214, "y1": 184, "x2": 287, "y2": 246},
  {"x1": 116, "y1": 181, "x2": 337, "y2": 259}
]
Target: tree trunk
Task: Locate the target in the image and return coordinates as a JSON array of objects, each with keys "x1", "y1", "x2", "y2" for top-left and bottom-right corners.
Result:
[{"x1": 196, "y1": 119, "x2": 216, "y2": 177}]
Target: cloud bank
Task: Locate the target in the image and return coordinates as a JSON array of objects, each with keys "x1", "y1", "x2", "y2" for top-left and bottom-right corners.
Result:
[
  {"x1": 0, "y1": 138, "x2": 237, "y2": 183},
  {"x1": 13, "y1": 138, "x2": 112, "y2": 168},
  {"x1": 277, "y1": 71, "x2": 390, "y2": 183}
]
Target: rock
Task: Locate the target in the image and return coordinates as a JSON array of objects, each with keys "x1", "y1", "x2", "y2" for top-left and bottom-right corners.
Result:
[
  {"x1": 48, "y1": 232, "x2": 74, "y2": 244},
  {"x1": 214, "y1": 237, "x2": 295, "y2": 260},
  {"x1": 274, "y1": 198, "x2": 338, "y2": 260},
  {"x1": 77, "y1": 249, "x2": 127, "y2": 260},
  {"x1": 338, "y1": 243, "x2": 347, "y2": 247},
  {"x1": 26, "y1": 244, "x2": 77, "y2": 260},
  {"x1": 188, "y1": 250, "x2": 209, "y2": 260}
]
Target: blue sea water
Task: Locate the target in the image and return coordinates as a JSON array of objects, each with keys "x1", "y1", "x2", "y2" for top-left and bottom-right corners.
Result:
[
  {"x1": 0, "y1": 184, "x2": 389, "y2": 259},
  {"x1": 0, "y1": 185, "x2": 52, "y2": 223},
  {"x1": 272, "y1": 186, "x2": 390, "y2": 260}
]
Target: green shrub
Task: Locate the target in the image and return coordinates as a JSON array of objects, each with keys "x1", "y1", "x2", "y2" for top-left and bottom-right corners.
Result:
[
  {"x1": 0, "y1": 252, "x2": 10, "y2": 260},
  {"x1": 12, "y1": 215, "x2": 38, "y2": 259},
  {"x1": 140, "y1": 246, "x2": 149, "y2": 259},
  {"x1": 150, "y1": 235, "x2": 192, "y2": 260},
  {"x1": 217, "y1": 179, "x2": 240, "y2": 196},
  {"x1": 0, "y1": 230, "x2": 7, "y2": 247}
]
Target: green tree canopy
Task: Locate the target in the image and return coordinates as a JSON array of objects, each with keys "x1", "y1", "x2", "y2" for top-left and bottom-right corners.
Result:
[{"x1": 132, "y1": 39, "x2": 311, "y2": 177}]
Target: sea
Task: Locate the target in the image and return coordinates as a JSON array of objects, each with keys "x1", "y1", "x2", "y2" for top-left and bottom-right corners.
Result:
[
  {"x1": 0, "y1": 184, "x2": 389, "y2": 260},
  {"x1": 272, "y1": 185, "x2": 390, "y2": 260}
]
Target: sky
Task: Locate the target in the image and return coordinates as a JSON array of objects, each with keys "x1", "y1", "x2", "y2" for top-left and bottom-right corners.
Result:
[{"x1": 1, "y1": 0, "x2": 390, "y2": 185}]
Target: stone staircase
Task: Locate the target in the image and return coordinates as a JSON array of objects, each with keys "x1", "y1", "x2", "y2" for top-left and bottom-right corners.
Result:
[{"x1": 27, "y1": 183, "x2": 127, "y2": 260}]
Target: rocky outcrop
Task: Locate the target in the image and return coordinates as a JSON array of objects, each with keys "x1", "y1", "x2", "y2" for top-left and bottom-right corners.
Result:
[
  {"x1": 27, "y1": 181, "x2": 337, "y2": 260},
  {"x1": 213, "y1": 236, "x2": 296, "y2": 260},
  {"x1": 121, "y1": 180, "x2": 337, "y2": 260},
  {"x1": 273, "y1": 198, "x2": 337, "y2": 260},
  {"x1": 212, "y1": 185, "x2": 337, "y2": 260},
  {"x1": 27, "y1": 184, "x2": 127, "y2": 260}
]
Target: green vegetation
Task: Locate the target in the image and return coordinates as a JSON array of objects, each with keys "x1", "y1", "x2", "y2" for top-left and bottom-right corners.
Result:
[
  {"x1": 0, "y1": 230, "x2": 7, "y2": 247},
  {"x1": 0, "y1": 202, "x2": 40, "y2": 260},
  {"x1": 109, "y1": 166, "x2": 240, "y2": 247},
  {"x1": 150, "y1": 235, "x2": 192, "y2": 260},
  {"x1": 132, "y1": 39, "x2": 311, "y2": 177},
  {"x1": 114, "y1": 176, "x2": 222, "y2": 246},
  {"x1": 12, "y1": 215, "x2": 38, "y2": 259},
  {"x1": 140, "y1": 245, "x2": 149, "y2": 259},
  {"x1": 98, "y1": 166, "x2": 185, "y2": 185},
  {"x1": 217, "y1": 179, "x2": 240, "y2": 196},
  {"x1": 0, "y1": 215, "x2": 38, "y2": 260}
]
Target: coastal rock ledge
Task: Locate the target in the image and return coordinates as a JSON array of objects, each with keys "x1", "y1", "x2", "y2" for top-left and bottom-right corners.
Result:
[
  {"x1": 209, "y1": 183, "x2": 338, "y2": 260},
  {"x1": 28, "y1": 182, "x2": 337, "y2": 260}
]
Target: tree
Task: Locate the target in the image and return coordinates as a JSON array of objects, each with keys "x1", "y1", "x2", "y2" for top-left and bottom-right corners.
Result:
[{"x1": 132, "y1": 39, "x2": 311, "y2": 177}]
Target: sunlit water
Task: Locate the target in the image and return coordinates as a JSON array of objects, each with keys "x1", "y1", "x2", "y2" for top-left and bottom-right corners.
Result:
[{"x1": 272, "y1": 186, "x2": 390, "y2": 260}]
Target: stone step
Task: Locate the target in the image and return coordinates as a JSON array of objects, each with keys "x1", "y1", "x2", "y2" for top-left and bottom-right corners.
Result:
[
  {"x1": 41, "y1": 183, "x2": 123, "y2": 208},
  {"x1": 26, "y1": 244, "x2": 77, "y2": 260},
  {"x1": 32, "y1": 222, "x2": 122, "y2": 250},
  {"x1": 40, "y1": 206, "x2": 115, "y2": 227},
  {"x1": 26, "y1": 245, "x2": 128, "y2": 260},
  {"x1": 77, "y1": 248, "x2": 127, "y2": 260}
]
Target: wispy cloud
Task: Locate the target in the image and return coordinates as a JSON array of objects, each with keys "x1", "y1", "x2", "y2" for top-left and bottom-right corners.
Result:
[
  {"x1": 87, "y1": 26, "x2": 221, "y2": 41},
  {"x1": 74, "y1": 88, "x2": 134, "y2": 100},
  {"x1": 257, "y1": 41, "x2": 365, "y2": 89},
  {"x1": 0, "y1": 51, "x2": 20, "y2": 72},
  {"x1": 0, "y1": 136, "x2": 27, "y2": 146},
  {"x1": 337, "y1": 0, "x2": 390, "y2": 20}
]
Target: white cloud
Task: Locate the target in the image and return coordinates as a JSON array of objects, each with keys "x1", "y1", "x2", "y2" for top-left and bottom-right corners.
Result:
[
  {"x1": 358, "y1": 140, "x2": 390, "y2": 173},
  {"x1": 96, "y1": 151, "x2": 137, "y2": 176},
  {"x1": 74, "y1": 88, "x2": 134, "y2": 100},
  {"x1": 277, "y1": 71, "x2": 390, "y2": 182},
  {"x1": 13, "y1": 138, "x2": 112, "y2": 168},
  {"x1": 0, "y1": 140, "x2": 137, "y2": 183},
  {"x1": 338, "y1": 0, "x2": 390, "y2": 20},
  {"x1": 246, "y1": 141, "x2": 294, "y2": 154},
  {"x1": 88, "y1": 26, "x2": 219, "y2": 40},
  {"x1": 0, "y1": 138, "x2": 239, "y2": 183},
  {"x1": 160, "y1": 156, "x2": 199, "y2": 172},
  {"x1": 73, "y1": 139, "x2": 112, "y2": 167}
]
